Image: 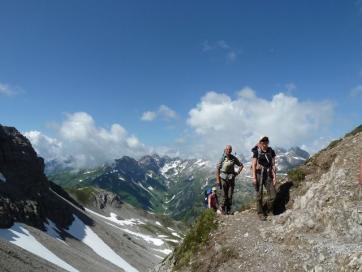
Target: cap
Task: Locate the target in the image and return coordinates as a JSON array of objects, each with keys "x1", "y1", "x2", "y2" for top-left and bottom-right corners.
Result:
[{"x1": 212, "y1": 186, "x2": 217, "y2": 191}]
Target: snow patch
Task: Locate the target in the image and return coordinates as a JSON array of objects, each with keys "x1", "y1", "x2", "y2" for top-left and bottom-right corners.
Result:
[
  {"x1": 86, "y1": 208, "x2": 144, "y2": 226},
  {"x1": 138, "y1": 182, "x2": 153, "y2": 194},
  {"x1": 155, "y1": 221, "x2": 162, "y2": 227},
  {"x1": 152, "y1": 248, "x2": 172, "y2": 255},
  {"x1": 118, "y1": 175, "x2": 126, "y2": 181},
  {"x1": 164, "y1": 238, "x2": 179, "y2": 243},
  {"x1": 0, "y1": 172, "x2": 6, "y2": 182},
  {"x1": 66, "y1": 215, "x2": 138, "y2": 272},
  {"x1": 105, "y1": 222, "x2": 164, "y2": 246},
  {"x1": 0, "y1": 223, "x2": 78, "y2": 272},
  {"x1": 164, "y1": 195, "x2": 176, "y2": 204},
  {"x1": 171, "y1": 232, "x2": 182, "y2": 238}
]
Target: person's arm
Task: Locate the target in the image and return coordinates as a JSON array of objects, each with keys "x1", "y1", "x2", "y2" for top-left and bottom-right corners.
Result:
[
  {"x1": 234, "y1": 156, "x2": 244, "y2": 175},
  {"x1": 252, "y1": 158, "x2": 257, "y2": 185},
  {"x1": 208, "y1": 195, "x2": 211, "y2": 209},
  {"x1": 216, "y1": 166, "x2": 221, "y2": 185},
  {"x1": 216, "y1": 155, "x2": 224, "y2": 187}
]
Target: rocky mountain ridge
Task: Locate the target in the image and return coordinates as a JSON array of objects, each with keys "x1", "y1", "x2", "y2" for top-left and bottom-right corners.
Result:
[
  {"x1": 0, "y1": 125, "x2": 183, "y2": 272},
  {"x1": 155, "y1": 126, "x2": 362, "y2": 272}
]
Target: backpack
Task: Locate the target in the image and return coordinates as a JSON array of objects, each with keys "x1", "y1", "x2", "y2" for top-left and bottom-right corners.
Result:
[
  {"x1": 251, "y1": 145, "x2": 274, "y2": 170},
  {"x1": 204, "y1": 188, "x2": 212, "y2": 207}
]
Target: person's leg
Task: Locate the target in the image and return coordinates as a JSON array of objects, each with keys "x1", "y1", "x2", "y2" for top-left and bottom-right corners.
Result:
[
  {"x1": 227, "y1": 179, "x2": 235, "y2": 214},
  {"x1": 255, "y1": 173, "x2": 263, "y2": 215},
  {"x1": 266, "y1": 175, "x2": 277, "y2": 214},
  {"x1": 221, "y1": 179, "x2": 229, "y2": 213}
]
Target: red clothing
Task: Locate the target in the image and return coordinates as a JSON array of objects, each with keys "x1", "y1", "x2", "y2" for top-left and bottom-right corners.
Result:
[{"x1": 208, "y1": 193, "x2": 218, "y2": 210}]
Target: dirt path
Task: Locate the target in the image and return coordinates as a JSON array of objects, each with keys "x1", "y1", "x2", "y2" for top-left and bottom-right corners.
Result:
[{"x1": 189, "y1": 210, "x2": 305, "y2": 272}]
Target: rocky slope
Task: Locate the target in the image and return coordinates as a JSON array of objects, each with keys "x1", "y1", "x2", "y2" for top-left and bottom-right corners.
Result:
[
  {"x1": 155, "y1": 127, "x2": 362, "y2": 272},
  {"x1": 0, "y1": 125, "x2": 78, "y2": 229},
  {"x1": 0, "y1": 125, "x2": 183, "y2": 272}
]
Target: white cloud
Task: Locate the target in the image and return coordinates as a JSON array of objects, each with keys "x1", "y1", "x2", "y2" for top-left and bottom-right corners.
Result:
[
  {"x1": 25, "y1": 112, "x2": 148, "y2": 168},
  {"x1": 24, "y1": 131, "x2": 63, "y2": 161},
  {"x1": 141, "y1": 111, "x2": 157, "y2": 121},
  {"x1": 186, "y1": 88, "x2": 334, "y2": 160},
  {"x1": 300, "y1": 136, "x2": 333, "y2": 155},
  {"x1": 141, "y1": 105, "x2": 177, "y2": 122},
  {"x1": 350, "y1": 85, "x2": 362, "y2": 97},
  {"x1": 159, "y1": 105, "x2": 176, "y2": 119},
  {"x1": 0, "y1": 83, "x2": 17, "y2": 96}
]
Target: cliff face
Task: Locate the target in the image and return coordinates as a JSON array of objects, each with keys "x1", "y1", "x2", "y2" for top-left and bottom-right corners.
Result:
[
  {"x1": 0, "y1": 125, "x2": 78, "y2": 229},
  {"x1": 156, "y1": 128, "x2": 362, "y2": 272}
]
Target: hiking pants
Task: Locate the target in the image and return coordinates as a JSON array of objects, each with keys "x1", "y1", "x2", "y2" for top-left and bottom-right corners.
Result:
[
  {"x1": 221, "y1": 178, "x2": 235, "y2": 213},
  {"x1": 255, "y1": 169, "x2": 276, "y2": 214}
]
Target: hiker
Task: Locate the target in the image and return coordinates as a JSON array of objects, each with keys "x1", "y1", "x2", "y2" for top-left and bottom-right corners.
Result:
[
  {"x1": 208, "y1": 187, "x2": 219, "y2": 211},
  {"x1": 251, "y1": 136, "x2": 277, "y2": 220},
  {"x1": 216, "y1": 145, "x2": 244, "y2": 214}
]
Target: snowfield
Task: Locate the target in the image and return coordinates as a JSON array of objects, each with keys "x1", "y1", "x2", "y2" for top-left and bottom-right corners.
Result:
[
  {"x1": 66, "y1": 215, "x2": 139, "y2": 272},
  {"x1": 0, "y1": 223, "x2": 78, "y2": 272}
]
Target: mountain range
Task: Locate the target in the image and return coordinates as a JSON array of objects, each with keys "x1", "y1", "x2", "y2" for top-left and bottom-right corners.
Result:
[{"x1": 47, "y1": 146, "x2": 310, "y2": 223}]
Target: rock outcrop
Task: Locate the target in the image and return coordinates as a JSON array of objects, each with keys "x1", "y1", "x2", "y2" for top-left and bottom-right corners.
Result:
[{"x1": 0, "y1": 125, "x2": 81, "y2": 229}]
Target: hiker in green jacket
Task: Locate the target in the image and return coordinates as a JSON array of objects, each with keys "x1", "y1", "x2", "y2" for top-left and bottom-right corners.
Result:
[
  {"x1": 216, "y1": 145, "x2": 244, "y2": 214},
  {"x1": 251, "y1": 136, "x2": 277, "y2": 221}
]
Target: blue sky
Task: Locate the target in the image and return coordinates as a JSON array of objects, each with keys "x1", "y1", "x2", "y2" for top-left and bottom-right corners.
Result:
[{"x1": 1, "y1": 0, "x2": 361, "y2": 165}]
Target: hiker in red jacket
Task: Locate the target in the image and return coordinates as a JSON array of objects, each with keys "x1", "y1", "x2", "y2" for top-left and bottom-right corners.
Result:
[{"x1": 208, "y1": 187, "x2": 219, "y2": 211}]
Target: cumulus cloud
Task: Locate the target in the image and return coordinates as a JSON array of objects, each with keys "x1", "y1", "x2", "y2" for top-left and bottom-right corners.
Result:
[
  {"x1": 25, "y1": 112, "x2": 148, "y2": 168},
  {"x1": 186, "y1": 88, "x2": 334, "y2": 160},
  {"x1": 24, "y1": 131, "x2": 63, "y2": 161},
  {"x1": 141, "y1": 105, "x2": 177, "y2": 122},
  {"x1": 141, "y1": 111, "x2": 157, "y2": 121}
]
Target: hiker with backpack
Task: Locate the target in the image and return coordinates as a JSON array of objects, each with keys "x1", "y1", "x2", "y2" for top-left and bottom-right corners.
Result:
[
  {"x1": 216, "y1": 145, "x2": 244, "y2": 215},
  {"x1": 207, "y1": 187, "x2": 219, "y2": 211},
  {"x1": 251, "y1": 136, "x2": 277, "y2": 221}
]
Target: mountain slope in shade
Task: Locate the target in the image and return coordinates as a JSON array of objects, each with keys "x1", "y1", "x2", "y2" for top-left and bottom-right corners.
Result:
[{"x1": 0, "y1": 125, "x2": 183, "y2": 271}]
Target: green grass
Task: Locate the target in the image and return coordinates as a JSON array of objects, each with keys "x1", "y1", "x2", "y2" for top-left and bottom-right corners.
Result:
[
  {"x1": 172, "y1": 209, "x2": 218, "y2": 271},
  {"x1": 66, "y1": 187, "x2": 96, "y2": 205},
  {"x1": 345, "y1": 124, "x2": 362, "y2": 137},
  {"x1": 287, "y1": 168, "x2": 305, "y2": 187}
]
